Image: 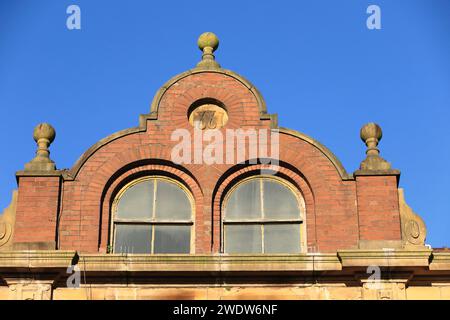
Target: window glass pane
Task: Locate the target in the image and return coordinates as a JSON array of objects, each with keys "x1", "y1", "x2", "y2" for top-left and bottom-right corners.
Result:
[
  {"x1": 155, "y1": 180, "x2": 191, "y2": 220},
  {"x1": 114, "y1": 224, "x2": 151, "y2": 254},
  {"x1": 225, "y1": 180, "x2": 261, "y2": 220},
  {"x1": 117, "y1": 180, "x2": 153, "y2": 220},
  {"x1": 153, "y1": 225, "x2": 191, "y2": 253},
  {"x1": 225, "y1": 225, "x2": 262, "y2": 253},
  {"x1": 263, "y1": 180, "x2": 300, "y2": 220},
  {"x1": 264, "y1": 224, "x2": 301, "y2": 253}
]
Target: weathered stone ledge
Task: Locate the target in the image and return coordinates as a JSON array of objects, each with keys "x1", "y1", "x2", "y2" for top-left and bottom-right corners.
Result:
[
  {"x1": 0, "y1": 249, "x2": 445, "y2": 273},
  {"x1": 430, "y1": 252, "x2": 450, "y2": 271},
  {"x1": 338, "y1": 249, "x2": 432, "y2": 267}
]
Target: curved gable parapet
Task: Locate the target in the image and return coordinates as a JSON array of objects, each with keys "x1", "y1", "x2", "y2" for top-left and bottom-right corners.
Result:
[
  {"x1": 65, "y1": 75, "x2": 352, "y2": 182},
  {"x1": 65, "y1": 68, "x2": 278, "y2": 180},
  {"x1": 12, "y1": 33, "x2": 419, "y2": 258},
  {"x1": 149, "y1": 67, "x2": 278, "y2": 127},
  {"x1": 65, "y1": 126, "x2": 145, "y2": 180},
  {"x1": 278, "y1": 127, "x2": 353, "y2": 181}
]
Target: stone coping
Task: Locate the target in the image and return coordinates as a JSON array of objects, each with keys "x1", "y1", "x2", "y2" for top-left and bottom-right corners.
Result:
[
  {"x1": 353, "y1": 169, "x2": 401, "y2": 176},
  {"x1": 74, "y1": 253, "x2": 341, "y2": 272},
  {"x1": 0, "y1": 250, "x2": 76, "y2": 268},
  {"x1": 0, "y1": 249, "x2": 445, "y2": 273},
  {"x1": 338, "y1": 249, "x2": 432, "y2": 267},
  {"x1": 429, "y1": 252, "x2": 450, "y2": 271}
]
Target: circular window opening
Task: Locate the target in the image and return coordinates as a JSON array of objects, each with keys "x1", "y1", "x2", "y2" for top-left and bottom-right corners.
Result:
[{"x1": 188, "y1": 99, "x2": 228, "y2": 130}]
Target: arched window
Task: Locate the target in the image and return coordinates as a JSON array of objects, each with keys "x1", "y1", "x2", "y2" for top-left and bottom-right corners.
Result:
[
  {"x1": 222, "y1": 176, "x2": 305, "y2": 254},
  {"x1": 111, "y1": 176, "x2": 194, "y2": 254}
]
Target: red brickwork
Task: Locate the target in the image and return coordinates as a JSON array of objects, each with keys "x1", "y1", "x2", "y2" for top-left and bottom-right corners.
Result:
[
  {"x1": 14, "y1": 176, "x2": 60, "y2": 245},
  {"x1": 13, "y1": 71, "x2": 403, "y2": 253},
  {"x1": 356, "y1": 175, "x2": 401, "y2": 241}
]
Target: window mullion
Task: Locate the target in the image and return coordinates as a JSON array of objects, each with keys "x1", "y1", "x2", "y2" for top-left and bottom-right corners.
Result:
[
  {"x1": 151, "y1": 179, "x2": 157, "y2": 254},
  {"x1": 151, "y1": 224, "x2": 155, "y2": 254},
  {"x1": 261, "y1": 224, "x2": 265, "y2": 254},
  {"x1": 153, "y1": 179, "x2": 157, "y2": 219},
  {"x1": 260, "y1": 179, "x2": 264, "y2": 219},
  {"x1": 260, "y1": 179, "x2": 264, "y2": 253}
]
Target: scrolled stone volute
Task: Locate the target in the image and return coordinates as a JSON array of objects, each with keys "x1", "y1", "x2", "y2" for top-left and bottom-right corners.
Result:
[
  {"x1": 398, "y1": 188, "x2": 427, "y2": 247},
  {"x1": 0, "y1": 190, "x2": 17, "y2": 251}
]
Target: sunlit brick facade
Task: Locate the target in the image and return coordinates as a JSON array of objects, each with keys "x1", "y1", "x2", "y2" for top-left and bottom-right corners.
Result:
[{"x1": 0, "y1": 33, "x2": 449, "y2": 300}]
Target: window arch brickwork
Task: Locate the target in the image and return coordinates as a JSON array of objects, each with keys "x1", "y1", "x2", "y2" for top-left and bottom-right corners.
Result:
[{"x1": 212, "y1": 164, "x2": 316, "y2": 253}]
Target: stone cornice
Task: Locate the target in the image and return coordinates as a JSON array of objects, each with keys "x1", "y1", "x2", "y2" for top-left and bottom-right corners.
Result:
[
  {"x1": 0, "y1": 251, "x2": 76, "y2": 269},
  {"x1": 353, "y1": 169, "x2": 401, "y2": 177},
  {"x1": 338, "y1": 249, "x2": 432, "y2": 267},
  {"x1": 74, "y1": 253, "x2": 342, "y2": 272},
  {"x1": 0, "y1": 250, "x2": 447, "y2": 275},
  {"x1": 429, "y1": 252, "x2": 450, "y2": 271}
]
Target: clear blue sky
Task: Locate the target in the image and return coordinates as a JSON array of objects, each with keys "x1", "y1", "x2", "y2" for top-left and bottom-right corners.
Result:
[{"x1": 0, "y1": 0, "x2": 448, "y2": 247}]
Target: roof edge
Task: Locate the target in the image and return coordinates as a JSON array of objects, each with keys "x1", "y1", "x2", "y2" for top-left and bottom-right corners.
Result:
[
  {"x1": 149, "y1": 67, "x2": 272, "y2": 122},
  {"x1": 278, "y1": 127, "x2": 354, "y2": 181}
]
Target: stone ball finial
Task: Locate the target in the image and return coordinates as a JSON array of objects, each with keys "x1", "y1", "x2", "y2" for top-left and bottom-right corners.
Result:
[
  {"x1": 360, "y1": 122, "x2": 384, "y2": 158},
  {"x1": 33, "y1": 123, "x2": 56, "y2": 144},
  {"x1": 25, "y1": 123, "x2": 56, "y2": 171},
  {"x1": 358, "y1": 122, "x2": 392, "y2": 171},
  {"x1": 198, "y1": 32, "x2": 219, "y2": 52},
  {"x1": 360, "y1": 122, "x2": 382, "y2": 144}
]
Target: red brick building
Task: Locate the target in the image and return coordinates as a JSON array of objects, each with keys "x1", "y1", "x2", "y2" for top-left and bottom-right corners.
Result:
[{"x1": 0, "y1": 33, "x2": 448, "y2": 300}]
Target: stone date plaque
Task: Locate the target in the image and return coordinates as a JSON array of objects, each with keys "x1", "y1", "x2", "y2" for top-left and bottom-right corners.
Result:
[{"x1": 188, "y1": 103, "x2": 228, "y2": 130}]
